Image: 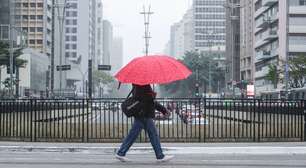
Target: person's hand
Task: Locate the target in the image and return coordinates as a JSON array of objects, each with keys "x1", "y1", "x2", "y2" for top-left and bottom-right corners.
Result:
[{"x1": 163, "y1": 110, "x2": 171, "y2": 118}]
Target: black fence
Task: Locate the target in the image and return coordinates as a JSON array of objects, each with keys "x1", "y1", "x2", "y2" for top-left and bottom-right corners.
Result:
[{"x1": 0, "y1": 98, "x2": 305, "y2": 142}]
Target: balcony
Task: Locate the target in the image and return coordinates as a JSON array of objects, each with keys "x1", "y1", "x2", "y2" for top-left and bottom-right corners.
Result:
[
  {"x1": 256, "y1": 51, "x2": 270, "y2": 62},
  {"x1": 262, "y1": 0, "x2": 278, "y2": 7},
  {"x1": 255, "y1": 67, "x2": 269, "y2": 78},
  {"x1": 263, "y1": 30, "x2": 278, "y2": 41},
  {"x1": 256, "y1": 14, "x2": 278, "y2": 29}
]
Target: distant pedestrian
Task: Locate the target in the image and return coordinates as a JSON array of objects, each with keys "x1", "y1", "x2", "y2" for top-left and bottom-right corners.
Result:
[{"x1": 115, "y1": 84, "x2": 174, "y2": 162}]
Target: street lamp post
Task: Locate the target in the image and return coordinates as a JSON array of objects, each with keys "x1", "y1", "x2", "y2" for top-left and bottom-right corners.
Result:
[
  {"x1": 54, "y1": 2, "x2": 70, "y2": 97},
  {"x1": 285, "y1": 0, "x2": 290, "y2": 98}
]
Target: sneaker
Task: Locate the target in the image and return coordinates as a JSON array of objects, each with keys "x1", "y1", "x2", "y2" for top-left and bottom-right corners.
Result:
[
  {"x1": 115, "y1": 154, "x2": 130, "y2": 162},
  {"x1": 157, "y1": 155, "x2": 174, "y2": 163}
]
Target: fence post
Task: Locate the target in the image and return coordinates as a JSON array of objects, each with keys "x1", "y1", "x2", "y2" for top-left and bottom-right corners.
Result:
[
  {"x1": 82, "y1": 99, "x2": 85, "y2": 142},
  {"x1": 257, "y1": 99, "x2": 261, "y2": 142},
  {"x1": 198, "y1": 98, "x2": 201, "y2": 142},
  {"x1": 304, "y1": 100, "x2": 306, "y2": 142}
]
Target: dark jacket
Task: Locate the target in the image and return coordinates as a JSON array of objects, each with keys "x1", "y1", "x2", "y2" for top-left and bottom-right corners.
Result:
[{"x1": 132, "y1": 84, "x2": 167, "y2": 118}]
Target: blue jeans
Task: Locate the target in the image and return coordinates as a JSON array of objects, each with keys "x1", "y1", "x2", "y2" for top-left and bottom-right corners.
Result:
[{"x1": 117, "y1": 118, "x2": 165, "y2": 159}]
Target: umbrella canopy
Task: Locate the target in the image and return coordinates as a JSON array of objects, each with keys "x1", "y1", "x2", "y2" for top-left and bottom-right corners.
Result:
[{"x1": 115, "y1": 55, "x2": 192, "y2": 85}]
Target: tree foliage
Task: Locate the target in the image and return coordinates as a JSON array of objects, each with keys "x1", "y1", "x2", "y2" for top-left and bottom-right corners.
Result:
[
  {"x1": 160, "y1": 51, "x2": 225, "y2": 97},
  {"x1": 0, "y1": 41, "x2": 27, "y2": 68},
  {"x1": 265, "y1": 64, "x2": 279, "y2": 89},
  {"x1": 93, "y1": 70, "x2": 114, "y2": 86},
  {"x1": 288, "y1": 54, "x2": 306, "y2": 88}
]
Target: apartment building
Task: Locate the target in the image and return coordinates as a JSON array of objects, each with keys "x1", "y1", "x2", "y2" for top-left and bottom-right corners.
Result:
[
  {"x1": 14, "y1": 0, "x2": 53, "y2": 56},
  {"x1": 254, "y1": 0, "x2": 306, "y2": 94}
]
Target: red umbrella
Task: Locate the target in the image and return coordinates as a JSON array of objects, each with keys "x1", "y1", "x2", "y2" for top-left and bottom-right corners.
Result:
[{"x1": 115, "y1": 55, "x2": 192, "y2": 85}]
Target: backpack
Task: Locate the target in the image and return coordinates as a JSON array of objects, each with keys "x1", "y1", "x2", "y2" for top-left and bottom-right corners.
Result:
[{"x1": 121, "y1": 88, "x2": 141, "y2": 117}]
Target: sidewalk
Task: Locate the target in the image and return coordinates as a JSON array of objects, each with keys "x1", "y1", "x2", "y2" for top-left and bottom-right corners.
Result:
[{"x1": 0, "y1": 142, "x2": 306, "y2": 155}]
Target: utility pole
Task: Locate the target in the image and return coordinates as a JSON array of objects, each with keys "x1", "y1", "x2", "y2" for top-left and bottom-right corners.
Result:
[
  {"x1": 9, "y1": 1, "x2": 15, "y2": 98},
  {"x1": 88, "y1": 59, "x2": 92, "y2": 99},
  {"x1": 140, "y1": 5, "x2": 153, "y2": 56},
  {"x1": 50, "y1": 0, "x2": 56, "y2": 96},
  {"x1": 285, "y1": 0, "x2": 290, "y2": 98},
  {"x1": 54, "y1": 1, "x2": 69, "y2": 96}
]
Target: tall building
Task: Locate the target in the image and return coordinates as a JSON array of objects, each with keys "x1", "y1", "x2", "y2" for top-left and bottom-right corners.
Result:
[
  {"x1": 240, "y1": 0, "x2": 254, "y2": 84},
  {"x1": 0, "y1": 0, "x2": 10, "y2": 42},
  {"x1": 103, "y1": 20, "x2": 113, "y2": 65},
  {"x1": 225, "y1": 0, "x2": 240, "y2": 96},
  {"x1": 193, "y1": 0, "x2": 226, "y2": 51},
  {"x1": 169, "y1": 9, "x2": 193, "y2": 59},
  {"x1": 13, "y1": 0, "x2": 53, "y2": 56},
  {"x1": 0, "y1": 0, "x2": 50, "y2": 96},
  {"x1": 254, "y1": 0, "x2": 306, "y2": 94},
  {"x1": 96, "y1": 2, "x2": 103, "y2": 66},
  {"x1": 111, "y1": 37, "x2": 123, "y2": 75},
  {"x1": 53, "y1": 0, "x2": 103, "y2": 92}
]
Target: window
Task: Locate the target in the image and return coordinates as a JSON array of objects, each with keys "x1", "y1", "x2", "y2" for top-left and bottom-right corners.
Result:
[
  {"x1": 300, "y1": 0, "x2": 306, "y2": 5},
  {"x1": 37, "y1": 15, "x2": 43, "y2": 20},
  {"x1": 65, "y1": 36, "x2": 70, "y2": 41},
  {"x1": 65, "y1": 44, "x2": 70, "y2": 49},
  {"x1": 68, "y1": 3, "x2": 78, "y2": 9},
  {"x1": 22, "y1": 15, "x2": 28, "y2": 20},
  {"x1": 30, "y1": 15, "x2": 36, "y2": 20},
  {"x1": 73, "y1": 11, "x2": 77, "y2": 17},
  {"x1": 23, "y1": 3, "x2": 28, "y2": 7},
  {"x1": 22, "y1": 27, "x2": 28, "y2": 32},
  {"x1": 29, "y1": 40, "x2": 35, "y2": 44},
  {"x1": 71, "y1": 52, "x2": 77, "y2": 57},
  {"x1": 72, "y1": 44, "x2": 77, "y2": 49},
  {"x1": 37, "y1": 27, "x2": 43, "y2": 32},
  {"x1": 30, "y1": 27, "x2": 35, "y2": 32},
  {"x1": 30, "y1": 3, "x2": 36, "y2": 8},
  {"x1": 72, "y1": 28, "x2": 77, "y2": 33},
  {"x1": 37, "y1": 3, "x2": 43, "y2": 8},
  {"x1": 71, "y1": 36, "x2": 77, "y2": 41},
  {"x1": 37, "y1": 40, "x2": 43, "y2": 44},
  {"x1": 72, "y1": 20, "x2": 77, "y2": 25}
]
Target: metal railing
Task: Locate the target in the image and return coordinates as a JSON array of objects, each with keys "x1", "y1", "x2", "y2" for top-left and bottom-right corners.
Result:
[{"x1": 0, "y1": 98, "x2": 305, "y2": 142}]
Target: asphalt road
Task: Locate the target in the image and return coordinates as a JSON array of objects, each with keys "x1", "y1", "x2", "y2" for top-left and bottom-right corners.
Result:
[{"x1": 0, "y1": 151, "x2": 305, "y2": 168}]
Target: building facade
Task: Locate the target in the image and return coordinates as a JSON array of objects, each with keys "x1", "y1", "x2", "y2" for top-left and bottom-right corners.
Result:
[
  {"x1": 14, "y1": 0, "x2": 52, "y2": 56},
  {"x1": 240, "y1": 0, "x2": 255, "y2": 84},
  {"x1": 53, "y1": 0, "x2": 103, "y2": 93},
  {"x1": 169, "y1": 9, "x2": 193, "y2": 59},
  {"x1": 111, "y1": 37, "x2": 123, "y2": 75},
  {"x1": 102, "y1": 20, "x2": 113, "y2": 65},
  {"x1": 225, "y1": 0, "x2": 241, "y2": 96},
  {"x1": 254, "y1": 0, "x2": 306, "y2": 94},
  {"x1": 193, "y1": 0, "x2": 226, "y2": 51}
]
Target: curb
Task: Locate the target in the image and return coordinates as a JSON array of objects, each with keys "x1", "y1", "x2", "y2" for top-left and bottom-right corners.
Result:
[{"x1": 1, "y1": 146, "x2": 306, "y2": 155}]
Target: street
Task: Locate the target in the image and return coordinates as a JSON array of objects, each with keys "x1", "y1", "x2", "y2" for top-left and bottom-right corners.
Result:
[{"x1": 0, "y1": 149, "x2": 306, "y2": 168}]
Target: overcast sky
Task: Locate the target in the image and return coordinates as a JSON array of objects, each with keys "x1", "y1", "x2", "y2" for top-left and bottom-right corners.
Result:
[{"x1": 103, "y1": 0, "x2": 192, "y2": 64}]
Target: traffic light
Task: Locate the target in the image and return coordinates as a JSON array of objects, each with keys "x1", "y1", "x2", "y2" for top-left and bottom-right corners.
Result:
[{"x1": 195, "y1": 83, "x2": 200, "y2": 97}]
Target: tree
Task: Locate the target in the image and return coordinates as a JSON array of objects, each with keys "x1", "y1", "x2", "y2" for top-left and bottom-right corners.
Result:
[
  {"x1": 92, "y1": 70, "x2": 114, "y2": 97},
  {"x1": 160, "y1": 51, "x2": 225, "y2": 97},
  {"x1": 265, "y1": 64, "x2": 279, "y2": 89},
  {"x1": 288, "y1": 54, "x2": 306, "y2": 88},
  {"x1": 0, "y1": 41, "x2": 27, "y2": 97}
]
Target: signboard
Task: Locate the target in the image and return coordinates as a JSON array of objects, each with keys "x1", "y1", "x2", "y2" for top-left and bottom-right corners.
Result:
[
  {"x1": 56, "y1": 65, "x2": 71, "y2": 71},
  {"x1": 247, "y1": 85, "x2": 255, "y2": 96},
  {"x1": 98, "y1": 65, "x2": 111, "y2": 71}
]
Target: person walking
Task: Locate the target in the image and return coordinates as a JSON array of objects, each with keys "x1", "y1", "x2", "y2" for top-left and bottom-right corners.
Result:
[{"x1": 115, "y1": 84, "x2": 174, "y2": 162}]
